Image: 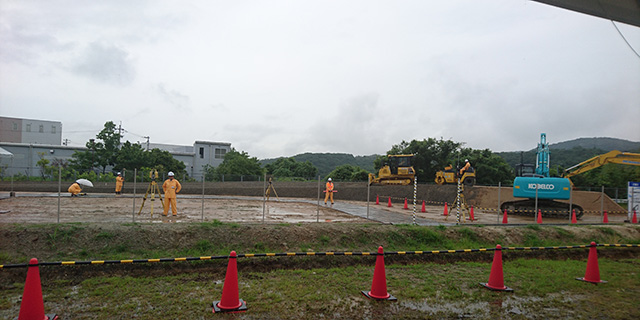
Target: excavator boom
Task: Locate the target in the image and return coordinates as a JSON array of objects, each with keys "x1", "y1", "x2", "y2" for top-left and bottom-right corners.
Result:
[{"x1": 563, "y1": 150, "x2": 640, "y2": 178}]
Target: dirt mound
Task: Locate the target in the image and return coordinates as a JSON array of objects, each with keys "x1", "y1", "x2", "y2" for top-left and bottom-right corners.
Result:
[{"x1": 465, "y1": 186, "x2": 623, "y2": 213}]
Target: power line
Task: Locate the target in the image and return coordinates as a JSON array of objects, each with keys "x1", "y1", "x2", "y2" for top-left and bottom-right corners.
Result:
[{"x1": 611, "y1": 20, "x2": 640, "y2": 59}]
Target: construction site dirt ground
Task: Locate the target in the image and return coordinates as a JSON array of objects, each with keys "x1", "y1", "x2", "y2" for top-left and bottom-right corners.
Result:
[{"x1": 0, "y1": 192, "x2": 632, "y2": 225}]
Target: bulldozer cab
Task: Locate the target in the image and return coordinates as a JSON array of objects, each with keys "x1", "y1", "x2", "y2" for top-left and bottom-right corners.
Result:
[{"x1": 387, "y1": 155, "x2": 412, "y2": 175}]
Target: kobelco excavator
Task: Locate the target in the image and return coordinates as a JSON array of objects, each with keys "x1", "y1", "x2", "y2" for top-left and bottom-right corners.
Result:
[
  {"x1": 501, "y1": 133, "x2": 583, "y2": 219},
  {"x1": 369, "y1": 154, "x2": 416, "y2": 185}
]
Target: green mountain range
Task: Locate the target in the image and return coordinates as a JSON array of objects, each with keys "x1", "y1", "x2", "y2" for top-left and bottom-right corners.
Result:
[
  {"x1": 497, "y1": 137, "x2": 640, "y2": 169},
  {"x1": 260, "y1": 137, "x2": 640, "y2": 176},
  {"x1": 260, "y1": 153, "x2": 377, "y2": 178}
]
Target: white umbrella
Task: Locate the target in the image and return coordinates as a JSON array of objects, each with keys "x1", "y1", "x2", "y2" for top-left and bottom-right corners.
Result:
[{"x1": 75, "y1": 179, "x2": 94, "y2": 187}]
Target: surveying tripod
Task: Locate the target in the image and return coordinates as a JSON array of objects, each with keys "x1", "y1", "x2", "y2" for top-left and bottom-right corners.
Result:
[
  {"x1": 446, "y1": 178, "x2": 470, "y2": 223},
  {"x1": 138, "y1": 169, "x2": 165, "y2": 217},
  {"x1": 264, "y1": 177, "x2": 280, "y2": 201}
]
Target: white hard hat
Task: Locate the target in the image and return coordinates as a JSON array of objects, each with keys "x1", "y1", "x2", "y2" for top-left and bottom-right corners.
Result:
[
  {"x1": 328, "y1": 178, "x2": 332, "y2": 181},
  {"x1": 117, "y1": 172, "x2": 121, "y2": 175},
  {"x1": 465, "y1": 159, "x2": 469, "y2": 162},
  {"x1": 168, "y1": 171, "x2": 174, "y2": 176}
]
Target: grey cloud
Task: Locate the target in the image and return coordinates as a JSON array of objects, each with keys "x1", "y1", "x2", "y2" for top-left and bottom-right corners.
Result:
[
  {"x1": 303, "y1": 93, "x2": 384, "y2": 154},
  {"x1": 71, "y1": 42, "x2": 135, "y2": 85},
  {"x1": 155, "y1": 83, "x2": 190, "y2": 111},
  {"x1": 0, "y1": 23, "x2": 76, "y2": 65}
]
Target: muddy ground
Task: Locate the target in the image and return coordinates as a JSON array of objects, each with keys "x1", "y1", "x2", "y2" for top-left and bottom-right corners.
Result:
[
  {"x1": 0, "y1": 180, "x2": 629, "y2": 225},
  {"x1": 0, "y1": 194, "x2": 368, "y2": 224}
]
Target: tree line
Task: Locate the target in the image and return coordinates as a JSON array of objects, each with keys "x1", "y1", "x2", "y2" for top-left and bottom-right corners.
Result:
[{"x1": 33, "y1": 121, "x2": 640, "y2": 188}]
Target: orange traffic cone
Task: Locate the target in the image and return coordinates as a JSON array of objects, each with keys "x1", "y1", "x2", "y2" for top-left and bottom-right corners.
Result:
[
  {"x1": 571, "y1": 209, "x2": 577, "y2": 224},
  {"x1": 212, "y1": 251, "x2": 247, "y2": 313},
  {"x1": 375, "y1": 195, "x2": 379, "y2": 205},
  {"x1": 403, "y1": 198, "x2": 408, "y2": 210},
  {"x1": 443, "y1": 202, "x2": 448, "y2": 216},
  {"x1": 480, "y1": 245, "x2": 513, "y2": 292},
  {"x1": 603, "y1": 210, "x2": 609, "y2": 223},
  {"x1": 421, "y1": 200, "x2": 426, "y2": 213},
  {"x1": 18, "y1": 258, "x2": 58, "y2": 320},
  {"x1": 387, "y1": 197, "x2": 392, "y2": 207},
  {"x1": 536, "y1": 209, "x2": 543, "y2": 224},
  {"x1": 576, "y1": 242, "x2": 607, "y2": 284},
  {"x1": 361, "y1": 246, "x2": 397, "y2": 301},
  {"x1": 468, "y1": 206, "x2": 475, "y2": 221},
  {"x1": 502, "y1": 209, "x2": 508, "y2": 224},
  {"x1": 632, "y1": 210, "x2": 638, "y2": 224}
]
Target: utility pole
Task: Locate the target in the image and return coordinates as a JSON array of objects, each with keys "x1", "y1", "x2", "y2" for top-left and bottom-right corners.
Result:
[
  {"x1": 118, "y1": 122, "x2": 123, "y2": 138},
  {"x1": 144, "y1": 136, "x2": 150, "y2": 151},
  {"x1": 118, "y1": 121, "x2": 123, "y2": 149}
]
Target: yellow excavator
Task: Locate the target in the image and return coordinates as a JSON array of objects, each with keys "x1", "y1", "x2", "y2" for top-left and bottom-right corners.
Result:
[
  {"x1": 562, "y1": 150, "x2": 640, "y2": 182},
  {"x1": 369, "y1": 154, "x2": 416, "y2": 185},
  {"x1": 434, "y1": 163, "x2": 476, "y2": 186}
]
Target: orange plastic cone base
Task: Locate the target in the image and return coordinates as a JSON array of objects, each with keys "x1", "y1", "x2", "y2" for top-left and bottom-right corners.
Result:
[
  {"x1": 576, "y1": 242, "x2": 607, "y2": 284},
  {"x1": 212, "y1": 251, "x2": 248, "y2": 313},
  {"x1": 18, "y1": 258, "x2": 50, "y2": 320},
  {"x1": 633, "y1": 211, "x2": 638, "y2": 224},
  {"x1": 421, "y1": 201, "x2": 426, "y2": 213},
  {"x1": 571, "y1": 210, "x2": 577, "y2": 224},
  {"x1": 536, "y1": 210, "x2": 542, "y2": 224},
  {"x1": 403, "y1": 198, "x2": 408, "y2": 210},
  {"x1": 375, "y1": 195, "x2": 379, "y2": 205},
  {"x1": 468, "y1": 206, "x2": 475, "y2": 221},
  {"x1": 361, "y1": 246, "x2": 397, "y2": 301},
  {"x1": 502, "y1": 210, "x2": 508, "y2": 224},
  {"x1": 603, "y1": 211, "x2": 609, "y2": 223},
  {"x1": 443, "y1": 202, "x2": 448, "y2": 216},
  {"x1": 387, "y1": 197, "x2": 392, "y2": 207},
  {"x1": 480, "y1": 245, "x2": 513, "y2": 292}
]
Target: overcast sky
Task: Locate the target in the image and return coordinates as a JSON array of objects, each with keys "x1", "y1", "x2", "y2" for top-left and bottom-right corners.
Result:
[{"x1": 2, "y1": 0, "x2": 639, "y2": 159}]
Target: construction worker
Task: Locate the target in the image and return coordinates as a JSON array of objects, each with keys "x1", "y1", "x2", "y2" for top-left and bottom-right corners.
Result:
[
  {"x1": 324, "y1": 177, "x2": 335, "y2": 206},
  {"x1": 115, "y1": 172, "x2": 124, "y2": 195},
  {"x1": 460, "y1": 159, "x2": 471, "y2": 176},
  {"x1": 68, "y1": 182, "x2": 82, "y2": 197},
  {"x1": 162, "y1": 171, "x2": 182, "y2": 216}
]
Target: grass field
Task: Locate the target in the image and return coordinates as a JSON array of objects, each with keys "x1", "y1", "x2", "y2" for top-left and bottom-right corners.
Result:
[{"x1": 1, "y1": 222, "x2": 639, "y2": 319}]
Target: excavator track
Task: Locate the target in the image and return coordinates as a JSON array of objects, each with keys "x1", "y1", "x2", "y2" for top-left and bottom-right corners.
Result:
[{"x1": 500, "y1": 199, "x2": 584, "y2": 219}]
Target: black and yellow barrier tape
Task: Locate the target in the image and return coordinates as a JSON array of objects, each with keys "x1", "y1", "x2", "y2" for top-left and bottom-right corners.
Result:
[{"x1": 1, "y1": 243, "x2": 637, "y2": 270}]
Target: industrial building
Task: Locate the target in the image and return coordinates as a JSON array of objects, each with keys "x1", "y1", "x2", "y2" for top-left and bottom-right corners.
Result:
[{"x1": 0, "y1": 116, "x2": 231, "y2": 180}]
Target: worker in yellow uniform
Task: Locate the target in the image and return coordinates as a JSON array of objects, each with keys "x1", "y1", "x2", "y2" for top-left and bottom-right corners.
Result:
[
  {"x1": 460, "y1": 159, "x2": 471, "y2": 176},
  {"x1": 324, "y1": 177, "x2": 335, "y2": 206},
  {"x1": 68, "y1": 182, "x2": 82, "y2": 197},
  {"x1": 162, "y1": 171, "x2": 182, "y2": 216},
  {"x1": 115, "y1": 172, "x2": 124, "y2": 195}
]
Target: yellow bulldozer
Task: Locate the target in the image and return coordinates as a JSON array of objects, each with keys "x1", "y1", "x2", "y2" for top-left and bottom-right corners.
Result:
[
  {"x1": 369, "y1": 154, "x2": 416, "y2": 185},
  {"x1": 434, "y1": 163, "x2": 476, "y2": 186}
]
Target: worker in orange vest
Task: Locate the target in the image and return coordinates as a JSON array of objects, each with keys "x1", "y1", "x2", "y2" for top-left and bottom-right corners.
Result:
[
  {"x1": 115, "y1": 172, "x2": 124, "y2": 195},
  {"x1": 460, "y1": 159, "x2": 471, "y2": 176},
  {"x1": 324, "y1": 177, "x2": 335, "y2": 206},
  {"x1": 162, "y1": 171, "x2": 182, "y2": 216},
  {"x1": 68, "y1": 182, "x2": 82, "y2": 197}
]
